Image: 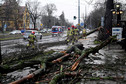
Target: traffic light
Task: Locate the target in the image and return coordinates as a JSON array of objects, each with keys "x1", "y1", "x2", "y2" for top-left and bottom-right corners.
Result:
[{"x1": 73, "y1": 16, "x2": 76, "y2": 20}]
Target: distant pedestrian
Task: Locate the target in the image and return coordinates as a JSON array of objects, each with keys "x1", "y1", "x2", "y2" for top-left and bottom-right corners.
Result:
[
  {"x1": 71, "y1": 25, "x2": 75, "y2": 44},
  {"x1": 66, "y1": 27, "x2": 72, "y2": 44},
  {"x1": 74, "y1": 26, "x2": 79, "y2": 42},
  {"x1": 82, "y1": 28, "x2": 86, "y2": 39}
]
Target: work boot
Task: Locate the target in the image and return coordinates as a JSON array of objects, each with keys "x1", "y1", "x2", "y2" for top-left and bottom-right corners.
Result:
[
  {"x1": 72, "y1": 42, "x2": 74, "y2": 45},
  {"x1": 26, "y1": 46, "x2": 29, "y2": 49}
]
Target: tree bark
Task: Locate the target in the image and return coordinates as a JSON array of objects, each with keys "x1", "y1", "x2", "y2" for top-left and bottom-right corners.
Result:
[
  {"x1": 79, "y1": 26, "x2": 103, "y2": 39},
  {"x1": 0, "y1": 41, "x2": 2, "y2": 64},
  {"x1": 8, "y1": 44, "x2": 84, "y2": 83},
  {"x1": 104, "y1": 0, "x2": 114, "y2": 39},
  {"x1": 49, "y1": 72, "x2": 80, "y2": 84},
  {"x1": 0, "y1": 60, "x2": 41, "y2": 74},
  {"x1": 9, "y1": 63, "x2": 46, "y2": 84}
]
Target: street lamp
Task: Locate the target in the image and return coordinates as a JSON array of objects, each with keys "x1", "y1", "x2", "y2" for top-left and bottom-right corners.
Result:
[
  {"x1": 119, "y1": 10, "x2": 123, "y2": 14},
  {"x1": 116, "y1": 4, "x2": 120, "y2": 8},
  {"x1": 112, "y1": 3, "x2": 123, "y2": 26}
]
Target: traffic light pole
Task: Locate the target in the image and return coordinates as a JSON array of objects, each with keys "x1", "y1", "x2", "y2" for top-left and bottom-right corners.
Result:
[
  {"x1": 78, "y1": 0, "x2": 80, "y2": 31},
  {"x1": 78, "y1": 0, "x2": 80, "y2": 25}
]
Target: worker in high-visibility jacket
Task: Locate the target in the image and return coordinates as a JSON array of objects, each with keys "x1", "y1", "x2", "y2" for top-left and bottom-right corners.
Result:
[
  {"x1": 27, "y1": 31, "x2": 37, "y2": 49},
  {"x1": 66, "y1": 27, "x2": 72, "y2": 44},
  {"x1": 74, "y1": 26, "x2": 79, "y2": 42},
  {"x1": 71, "y1": 25, "x2": 75, "y2": 44},
  {"x1": 82, "y1": 28, "x2": 86, "y2": 39}
]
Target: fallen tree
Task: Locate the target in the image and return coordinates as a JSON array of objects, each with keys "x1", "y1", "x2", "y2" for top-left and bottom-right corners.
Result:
[
  {"x1": 9, "y1": 63, "x2": 47, "y2": 84},
  {"x1": 0, "y1": 60, "x2": 41, "y2": 74},
  {"x1": 8, "y1": 35, "x2": 117, "y2": 84},
  {"x1": 71, "y1": 36, "x2": 117, "y2": 71},
  {"x1": 3, "y1": 26, "x2": 108, "y2": 84},
  {"x1": 49, "y1": 71, "x2": 81, "y2": 84},
  {"x1": 48, "y1": 36, "x2": 117, "y2": 83},
  {"x1": 2, "y1": 26, "x2": 102, "y2": 65},
  {"x1": 79, "y1": 26, "x2": 103, "y2": 39},
  {"x1": 8, "y1": 44, "x2": 84, "y2": 84}
]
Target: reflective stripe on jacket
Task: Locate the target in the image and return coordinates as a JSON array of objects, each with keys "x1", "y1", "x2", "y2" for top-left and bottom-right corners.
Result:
[
  {"x1": 67, "y1": 29, "x2": 73, "y2": 36},
  {"x1": 71, "y1": 29, "x2": 75, "y2": 35}
]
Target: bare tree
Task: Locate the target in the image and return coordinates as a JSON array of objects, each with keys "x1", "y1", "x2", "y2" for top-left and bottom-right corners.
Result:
[
  {"x1": 85, "y1": 6, "x2": 105, "y2": 29},
  {"x1": 0, "y1": 0, "x2": 21, "y2": 31},
  {"x1": 42, "y1": 3, "x2": 57, "y2": 28},
  {"x1": 12, "y1": 0, "x2": 21, "y2": 30},
  {"x1": 59, "y1": 11, "x2": 65, "y2": 26},
  {"x1": 26, "y1": 0, "x2": 41, "y2": 29}
]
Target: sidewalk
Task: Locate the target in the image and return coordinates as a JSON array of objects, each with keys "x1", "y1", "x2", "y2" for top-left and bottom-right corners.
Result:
[{"x1": 78, "y1": 32, "x2": 126, "y2": 83}]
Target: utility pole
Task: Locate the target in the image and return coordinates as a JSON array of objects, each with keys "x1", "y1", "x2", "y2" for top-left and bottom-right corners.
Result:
[{"x1": 78, "y1": 0, "x2": 80, "y2": 29}]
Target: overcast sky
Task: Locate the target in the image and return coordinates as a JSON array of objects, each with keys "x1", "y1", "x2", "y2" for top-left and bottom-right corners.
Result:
[
  {"x1": 20, "y1": 0, "x2": 126, "y2": 25},
  {"x1": 20, "y1": 0, "x2": 100, "y2": 25}
]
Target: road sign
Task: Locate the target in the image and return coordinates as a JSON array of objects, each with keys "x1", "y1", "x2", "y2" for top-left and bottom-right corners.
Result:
[
  {"x1": 112, "y1": 27, "x2": 123, "y2": 41},
  {"x1": 80, "y1": 23, "x2": 84, "y2": 27},
  {"x1": 40, "y1": 24, "x2": 43, "y2": 26}
]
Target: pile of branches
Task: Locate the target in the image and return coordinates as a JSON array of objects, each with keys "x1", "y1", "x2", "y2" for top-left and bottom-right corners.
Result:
[{"x1": 0, "y1": 34, "x2": 117, "y2": 84}]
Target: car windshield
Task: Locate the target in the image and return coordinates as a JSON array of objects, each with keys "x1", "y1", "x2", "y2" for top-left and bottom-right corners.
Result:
[{"x1": 52, "y1": 28, "x2": 58, "y2": 31}]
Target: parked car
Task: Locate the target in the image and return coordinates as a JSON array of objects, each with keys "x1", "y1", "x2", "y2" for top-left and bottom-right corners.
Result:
[
  {"x1": 40, "y1": 29, "x2": 47, "y2": 33},
  {"x1": 48, "y1": 29, "x2": 52, "y2": 32},
  {"x1": 9, "y1": 30, "x2": 21, "y2": 35},
  {"x1": 23, "y1": 30, "x2": 42, "y2": 40}
]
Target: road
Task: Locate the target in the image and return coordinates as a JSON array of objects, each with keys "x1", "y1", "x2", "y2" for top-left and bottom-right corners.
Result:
[{"x1": 1, "y1": 31, "x2": 67, "y2": 54}]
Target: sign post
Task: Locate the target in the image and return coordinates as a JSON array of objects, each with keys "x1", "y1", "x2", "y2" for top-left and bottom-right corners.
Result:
[{"x1": 112, "y1": 27, "x2": 123, "y2": 41}]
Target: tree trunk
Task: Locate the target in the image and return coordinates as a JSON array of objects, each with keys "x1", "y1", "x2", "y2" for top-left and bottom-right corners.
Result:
[
  {"x1": 0, "y1": 60, "x2": 41, "y2": 74},
  {"x1": 49, "y1": 72, "x2": 80, "y2": 84},
  {"x1": 9, "y1": 63, "x2": 46, "y2": 84},
  {"x1": 79, "y1": 26, "x2": 103, "y2": 39},
  {"x1": 104, "y1": 0, "x2": 114, "y2": 39},
  {"x1": 34, "y1": 22, "x2": 36, "y2": 29},
  {"x1": 0, "y1": 41, "x2": 2, "y2": 64},
  {"x1": 15, "y1": 20, "x2": 19, "y2": 30}
]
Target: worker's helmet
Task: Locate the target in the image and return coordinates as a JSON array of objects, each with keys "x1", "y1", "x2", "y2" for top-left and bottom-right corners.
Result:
[
  {"x1": 68, "y1": 27, "x2": 70, "y2": 30},
  {"x1": 31, "y1": 31, "x2": 35, "y2": 34},
  {"x1": 71, "y1": 25, "x2": 74, "y2": 28}
]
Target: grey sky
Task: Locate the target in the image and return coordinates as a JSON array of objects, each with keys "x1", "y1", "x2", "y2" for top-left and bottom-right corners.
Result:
[
  {"x1": 21, "y1": 0, "x2": 99, "y2": 25},
  {"x1": 20, "y1": 0, "x2": 126, "y2": 25}
]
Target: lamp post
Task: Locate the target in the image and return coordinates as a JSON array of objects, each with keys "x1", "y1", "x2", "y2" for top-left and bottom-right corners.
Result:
[{"x1": 112, "y1": 3, "x2": 123, "y2": 26}]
